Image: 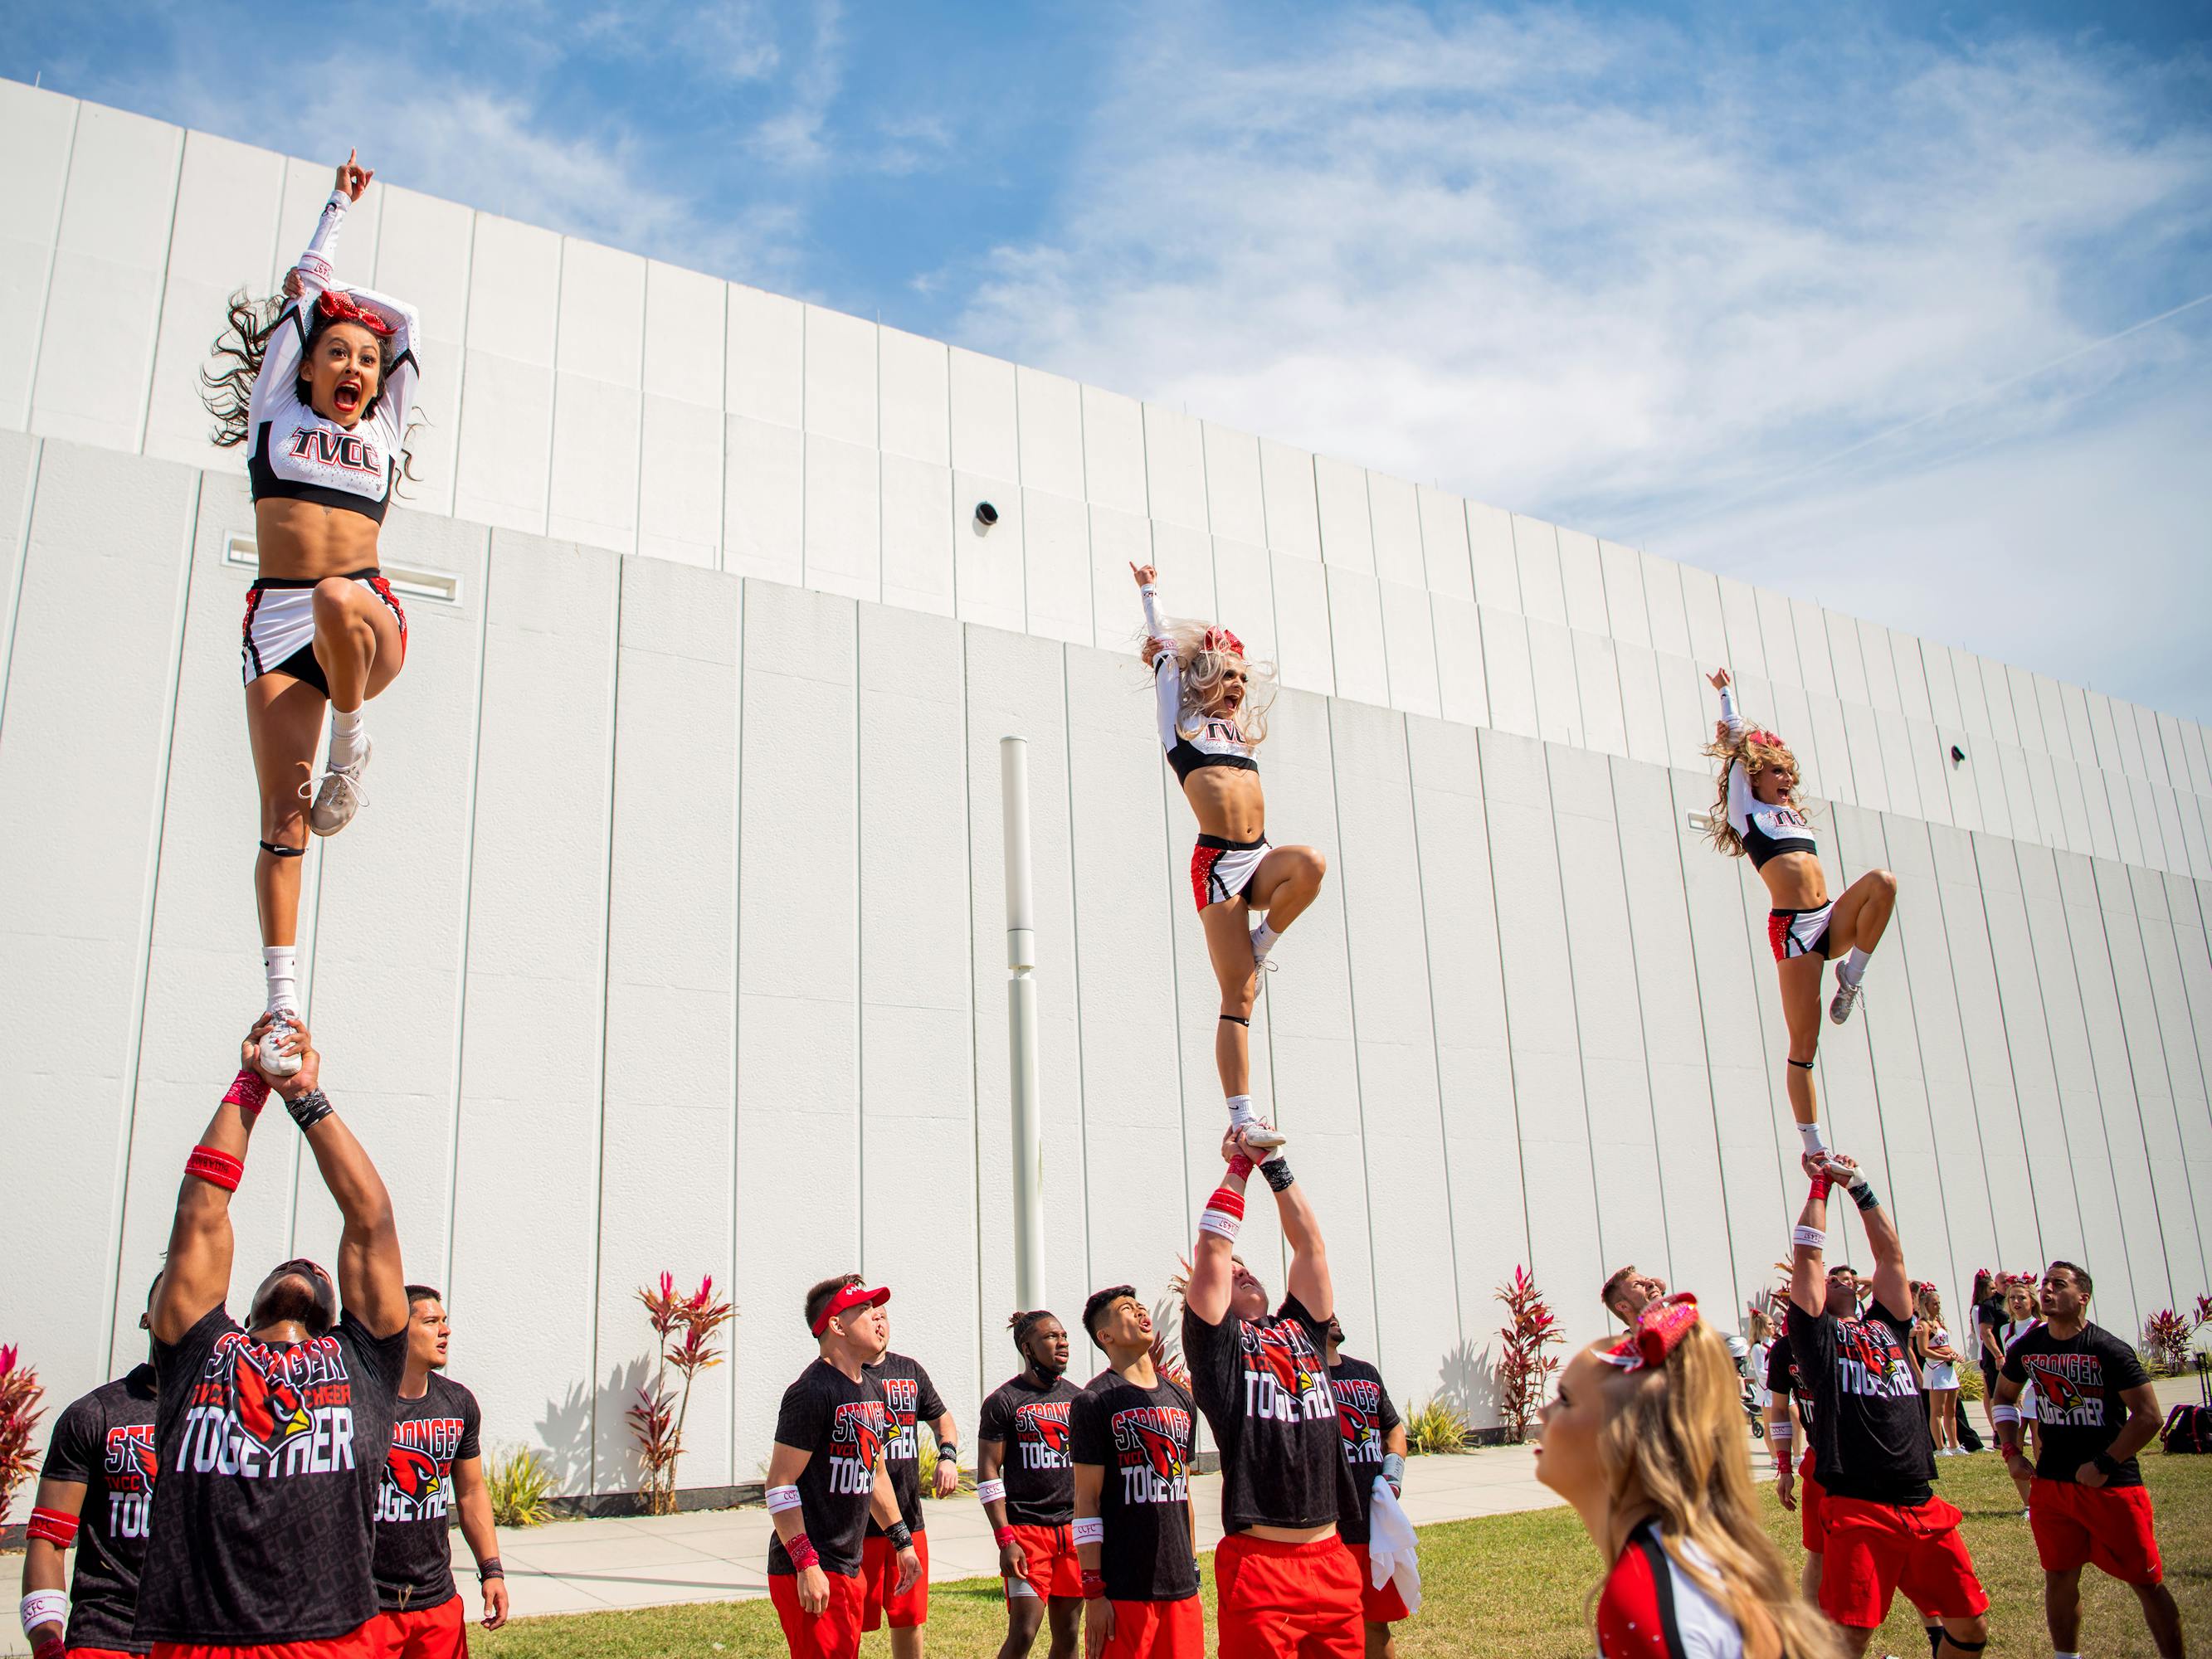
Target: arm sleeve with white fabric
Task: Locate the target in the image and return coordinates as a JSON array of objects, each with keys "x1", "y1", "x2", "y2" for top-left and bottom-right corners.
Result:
[
  {"x1": 252, "y1": 192, "x2": 349, "y2": 419},
  {"x1": 1717, "y1": 682, "x2": 1745, "y2": 740},
  {"x1": 1724, "y1": 757, "x2": 1756, "y2": 836},
  {"x1": 1143, "y1": 586, "x2": 1184, "y2": 749}
]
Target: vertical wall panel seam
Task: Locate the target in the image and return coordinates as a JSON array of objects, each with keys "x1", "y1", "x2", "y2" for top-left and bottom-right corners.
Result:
[
  {"x1": 585, "y1": 561, "x2": 627, "y2": 1493},
  {"x1": 129, "y1": 133, "x2": 188, "y2": 455},
  {"x1": 1926, "y1": 835, "x2": 2004, "y2": 1267},
  {"x1": 100, "y1": 469, "x2": 200, "y2": 1376},
  {"x1": 630, "y1": 267, "x2": 650, "y2": 557},
  {"x1": 447, "y1": 213, "x2": 481, "y2": 523},
  {"x1": 1400, "y1": 719, "x2": 1467, "y2": 1349},
  {"x1": 1827, "y1": 812, "x2": 1901, "y2": 1202},
  {"x1": 2127, "y1": 870, "x2": 2212, "y2": 1277},
  {"x1": 1060, "y1": 645, "x2": 1093, "y2": 1290},
  {"x1": 1312, "y1": 455, "x2": 1339, "y2": 700},
  {"x1": 1604, "y1": 757, "x2": 1679, "y2": 1289},
  {"x1": 1666, "y1": 772, "x2": 1747, "y2": 1322},
  {"x1": 1158, "y1": 736, "x2": 1193, "y2": 1234},
  {"x1": 0, "y1": 439, "x2": 46, "y2": 739},
  {"x1": 960, "y1": 626, "x2": 986, "y2": 1397},
  {"x1": 19, "y1": 97, "x2": 80, "y2": 431},
  {"x1": 2080, "y1": 866, "x2": 2175, "y2": 1306},
  {"x1": 1966, "y1": 835, "x2": 2057, "y2": 1255},
  {"x1": 439, "y1": 531, "x2": 495, "y2": 1297},
  {"x1": 717, "y1": 283, "x2": 731, "y2": 572},
  {"x1": 541, "y1": 239, "x2": 567, "y2": 533},
  {"x1": 728, "y1": 576, "x2": 748, "y2": 1476},
  {"x1": 1541, "y1": 742, "x2": 1610, "y2": 1267},
  {"x1": 1474, "y1": 732, "x2": 1536, "y2": 1276},
  {"x1": 853, "y1": 601, "x2": 865, "y2": 1266},
  {"x1": 1323, "y1": 702, "x2": 1384, "y2": 1367}
]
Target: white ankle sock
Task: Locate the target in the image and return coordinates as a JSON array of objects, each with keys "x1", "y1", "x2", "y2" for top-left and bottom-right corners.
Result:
[
  {"x1": 1225, "y1": 1094, "x2": 1255, "y2": 1127},
  {"x1": 1797, "y1": 1120, "x2": 1830, "y2": 1157},
  {"x1": 263, "y1": 945, "x2": 299, "y2": 1014},
  {"x1": 1250, "y1": 919, "x2": 1282, "y2": 960},
  {"x1": 1840, "y1": 946, "x2": 1871, "y2": 986},
  {"x1": 328, "y1": 704, "x2": 366, "y2": 769}
]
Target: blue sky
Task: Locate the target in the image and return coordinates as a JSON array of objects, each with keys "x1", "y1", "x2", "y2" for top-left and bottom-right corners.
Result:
[{"x1": 6, "y1": 1, "x2": 2209, "y2": 719}]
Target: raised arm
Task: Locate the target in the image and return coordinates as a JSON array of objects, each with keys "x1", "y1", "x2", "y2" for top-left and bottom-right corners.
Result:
[
  {"x1": 1132, "y1": 562, "x2": 1183, "y2": 749},
  {"x1": 1185, "y1": 1131, "x2": 1254, "y2": 1326},
  {"x1": 262, "y1": 153, "x2": 372, "y2": 399},
  {"x1": 276, "y1": 1031, "x2": 407, "y2": 1338},
  {"x1": 1829, "y1": 1156, "x2": 1909, "y2": 1317},
  {"x1": 1708, "y1": 668, "x2": 1755, "y2": 834},
  {"x1": 1787, "y1": 1171, "x2": 1830, "y2": 1320},
  {"x1": 1261, "y1": 1140, "x2": 1333, "y2": 1322},
  {"x1": 153, "y1": 1017, "x2": 293, "y2": 1344}
]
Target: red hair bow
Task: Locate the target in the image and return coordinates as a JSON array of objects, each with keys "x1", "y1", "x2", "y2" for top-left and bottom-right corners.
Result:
[
  {"x1": 315, "y1": 288, "x2": 396, "y2": 338},
  {"x1": 1602, "y1": 1292, "x2": 1700, "y2": 1374},
  {"x1": 1746, "y1": 727, "x2": 1781, "y2": 747},
  {"x1": 1200, "y1": 624, "x2": 1245, "y2": 659}
]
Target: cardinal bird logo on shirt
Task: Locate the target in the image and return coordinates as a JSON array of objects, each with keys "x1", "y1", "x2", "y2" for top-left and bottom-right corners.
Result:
[
  {"x1": 384, "y1": 1443, "x2": 444, "y2": 1505},
  {"x1": 1019, "y1": 1404, "x2": 1073, "y2": 1457},
  {"x1": 833, "y1": 1402, "x2": 884, "y2": 1474},
  {"x1": 231, "y1": 1344, "x2": 313, "y2": 1452},
  {"x1": 2029, "y1": 1360, "x2": 2093, "y2": 1420},
  {"x1": 1250, "y1": 1324, "x2": 1316, "y2": 1397},
  {"x1": 1337, "y1": 1401, "x2": 1374, "y2": 1451},
  {"x1": 1128, "y1": 1421, "x2": 1186, "y2": 1481}
]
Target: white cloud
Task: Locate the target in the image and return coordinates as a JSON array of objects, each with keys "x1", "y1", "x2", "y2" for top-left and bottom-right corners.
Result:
[{"x1": 954, "y1": 3, "x2": 2212, "y2": 715}]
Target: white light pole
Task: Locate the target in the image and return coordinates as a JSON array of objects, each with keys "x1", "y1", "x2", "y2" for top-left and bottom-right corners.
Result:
[{"x1": 1000, "y1": 737, "x2": 1047, "y2": 1310}]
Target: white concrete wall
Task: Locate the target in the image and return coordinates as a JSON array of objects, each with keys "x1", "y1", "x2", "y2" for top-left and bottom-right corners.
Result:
[
  {"x1": 4, "y1": 73, "x2": 2211, "y2": 1492},
  {"x1": 6, "y1": 427, "x2": 2210, "y2": 1491}
]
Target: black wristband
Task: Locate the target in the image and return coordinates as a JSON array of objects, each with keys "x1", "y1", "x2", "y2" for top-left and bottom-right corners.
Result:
[
  {"x1": 885, "y1": 1520, "x2": 914, "y2": 1550},
  {"x1": 1847, "y1": 1179, "x2": 1878, "y2": 1212},
  {"x1": 478, "y1": 1557, "x2": 504, "y2": 1581},
  {"x1": 285, "y1": 1087, "x2": 334, "y2": 1131},
  {"x1": 1260, "y1": 1155, "x2": 1295, "y2": 1193},
  {"x1": 2093, "y1": 1452, "x2": 2122, "y2": 1479},
  {"x1": 937, "y1": 1444, "x2": 957, "y2": 1465}
]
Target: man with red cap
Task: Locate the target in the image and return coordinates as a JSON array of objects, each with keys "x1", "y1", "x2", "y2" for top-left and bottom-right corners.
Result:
[
  {"x1": 132, "y1": 1014, "x2": 412, "y2": 1659},
  {"x1": 764, "y1": 1276, "x2": 918, "y2": 1659}
]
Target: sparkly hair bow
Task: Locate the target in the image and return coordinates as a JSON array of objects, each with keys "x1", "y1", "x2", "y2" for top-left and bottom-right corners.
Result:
[
  {"x1": 1200, "y1": 624, "x2": 1245, "y2": 659},
  {"x1": 1745, "y1": 727, "x2": 1782, "y2": 747},
  {"x1": 315, "y1": 288, "x2": 397, "y2": 338},
  {"x1": 1601, "y1": 1292, "x2": 1700, "y2": 1374}
]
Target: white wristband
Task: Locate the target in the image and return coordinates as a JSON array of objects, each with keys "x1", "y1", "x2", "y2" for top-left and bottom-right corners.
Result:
[
  {"x1": 1769, "y1": 1420, "x2": 1792, "y2": 1443},
  {"x1": 1791, "y1": 1225, "x2": 1826, "y2": 1248},
  {"x1": 1199, "y1": 1207, "x2": 1242, "y2": 1241},
  {"x1": 1991, "y1": 1404, "x2": 2020, "y2": 1425},
  {"x1": 21, "y1": 1591, "x2": 69, "y2": 1636},
  {"x1": 1071, "y1": 1516, "x2": 1105, "y2": 1545},
  {"x1": 765, "y1": 1483, "x2": 803, "y2": 1515},
  {"x1": 977, "y1": 1478, "x2": 1007, "y2": 1505}
]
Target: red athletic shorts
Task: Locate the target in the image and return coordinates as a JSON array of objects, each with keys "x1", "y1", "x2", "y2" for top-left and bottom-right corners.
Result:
[
  {"x1": 860, "y1": 1530, "x2": 929, "y2": 1628},
  {"x1": 1005, "y1": 1522, "x2": 1083, "y2": 1602},
  {"x1": 364, "y1": 1598, "x2": 467, "y2": 1659},
  {"x1": 1345, "y1": 1543, "x2": 1411, "y2": 1624},
  {"x1": 768, "y1": 1569, "x2": 867, "y2": 1659},
  {"x1": 1214, "y1": 1533, "x2": 1362, "y2": 1659},
  {"x1": 1797, "y1": 1448, "x2": 1827, "y2": 1553},
  {"x1": 67, "y1": 1649, "x2": 142, "y2": 1658},
  {"x1": 1818, "y1": 1495, "x2": 1989, "y2": 1630},
  {"x1": 1102, "y1": 1594, "x2": 1205, "y2": 1658},
  {"x1": 153, "y1": 1623, "x2": 382, "y2": 1659},
  {"x1": 2030, "y1": 1478, "x2": 2163, "y2": 1585}
]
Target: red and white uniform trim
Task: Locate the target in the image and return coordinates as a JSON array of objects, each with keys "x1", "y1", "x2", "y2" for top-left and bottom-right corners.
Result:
[{"x1": 1597, "y1": 1520, "x2": 1743, "y2": 1659}]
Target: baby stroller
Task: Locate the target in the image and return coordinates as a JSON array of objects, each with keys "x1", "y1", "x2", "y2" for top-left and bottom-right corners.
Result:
[{"x1": 1726, "y1": 1333, "x2": 1766, "y2": 1438}]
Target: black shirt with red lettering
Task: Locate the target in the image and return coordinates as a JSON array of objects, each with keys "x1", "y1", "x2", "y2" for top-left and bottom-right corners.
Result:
[
  {"x1": 865, "y1": 1351, "x2": 948, "y2": 1535},
  {"x1": 1764, "y1": 1332, "x2": 1815, "y2": 1428},
  {"x1": 139, "y1": 1306, "x2": 408, "y2": 1643},
  {"x1": 768, "y1": 1360, "x2": 888, "y2": 1578},
  {"x1": 372, "y1": 1373, "x2": 483, "y2": 1609},
  {"x1": 1328, "y1": 1355, "x2": 1402, "y2": 1546},
  {"x1": 1182, "y1": 1295, "x2": 1359, "y2": 1535},
  {"x1": 1070, "y1": 1370, "x2": 1198, "y2": 1603},
  {"x1": 2001, "y1": 1320, "x2": 2150, "y2": 1487},
  {"x1": 39, "y1": 1364, "x2": 159, "y2": 1655},
  {"x1": 1786, "y1": 1297, "x2": 1935, "y2": 1505},
  {"x1": 977, "y1": 1373, "x2": 1082, "y2": 1526}
]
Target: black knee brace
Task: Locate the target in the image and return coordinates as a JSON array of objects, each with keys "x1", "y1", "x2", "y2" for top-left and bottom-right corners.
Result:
[
  {"x1": 259, "y1": 840, "x2": 306, "y2": 858},
  {"x1": 1941, "y1": 1639, "x2": 1985, "y2": 1656},
  {"x1": 1220, "y1": 1014, "x2": 1250, "y2": 1027},
  {"x1": 1788, "y1": 1057, "x2": 1815, "y2": 1070}
]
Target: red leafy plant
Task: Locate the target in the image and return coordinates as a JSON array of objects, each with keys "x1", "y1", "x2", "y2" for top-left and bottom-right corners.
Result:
[
  {"x1": 2142, "y1": 1308, "x2": 2194, "y2": 1374},
  {"x1": 628, "y1": 1274, "x2": 737, "y2": 1515},
  {"x1": 0, "y1": 1344, "x2": 45, "y2": 1528},
  {"x1": 2191, "y1": 1292, "x2": 2212, "y2": 1332},
  {"x1": 1494, "y1": 1267, "x2": 1563, "y2": 1444}
]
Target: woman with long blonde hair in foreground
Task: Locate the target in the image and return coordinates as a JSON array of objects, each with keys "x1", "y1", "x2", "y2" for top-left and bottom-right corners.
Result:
[{"x1": 1536, "y1": 1293, "x2": 1843, "y2": 1659}]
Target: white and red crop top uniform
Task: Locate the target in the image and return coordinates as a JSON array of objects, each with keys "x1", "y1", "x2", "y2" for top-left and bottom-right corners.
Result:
[
  {"x1": 248, "y1": 192, "x2": 421, "y2": 524},
  {"x1": 1717, "y1": 686, "x2": 1817, "y2": 870},
  {"x1": 1140, "y1": 584, "x2": 1257, "y2": 784},
  {"x1": 1596, "y1": 1519, "x2": 1746, "y2": 1659}
]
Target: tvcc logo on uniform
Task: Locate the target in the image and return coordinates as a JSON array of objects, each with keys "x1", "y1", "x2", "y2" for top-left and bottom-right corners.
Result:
[{"x1": 288, "y1": 428, "x2": 383, "y2": 476}]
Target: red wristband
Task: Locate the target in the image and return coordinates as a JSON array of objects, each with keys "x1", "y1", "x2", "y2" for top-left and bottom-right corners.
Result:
[
  {"x1": 1808, "y1": 1172, "x2": 1831, "y2": 1202},
  {"x1": 786, "y1": 1531, "x2": 819, "y2": 1571},
  {"x1": 224, "y1": 1067, "x2": 271, "y2": 1117},
  {"x1": 27, "y1": 1505, "x2": 80, "y2": 1546},
  {"x1": 1227, "y1": 1153, "x2": 1255, "y2": 1180},
  {"x1": 1206, "y1": 1186, "x2": 1245, "y2": 1219},
  {"x1": 993, "y1": 1525, "x2": 1016, "y2": 1547},
  {"x1": 1081, "y1": 1569, "x2": 1107, "y2": 1600},
  {"x1": 186, "y1": 1144, "x2": 244, "y2": 1191},
  {"x1": 32, "y1": 1635, "x2": 66, "y2": 1659}
]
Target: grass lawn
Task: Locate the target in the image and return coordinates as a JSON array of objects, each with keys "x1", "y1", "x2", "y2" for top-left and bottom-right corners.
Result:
[{"x1": 476, "y1": 1452, "x2": 2210, "y2": 1657}]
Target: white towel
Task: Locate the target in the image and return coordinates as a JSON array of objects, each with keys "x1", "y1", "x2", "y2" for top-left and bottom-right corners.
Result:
[{"x1": 1364, "y1": 1477, "x2": 1422, "y2": 1616}]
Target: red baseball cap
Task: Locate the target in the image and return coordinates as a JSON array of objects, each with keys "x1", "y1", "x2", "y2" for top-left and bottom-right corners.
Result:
[{"x1": 811, "y1": 1282, "x2": 890, "y2": 1337}]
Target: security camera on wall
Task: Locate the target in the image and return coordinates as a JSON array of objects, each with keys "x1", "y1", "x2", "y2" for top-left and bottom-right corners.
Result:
[{"x1": 973, "y1": 500, "x2": 999, "y2": 533}]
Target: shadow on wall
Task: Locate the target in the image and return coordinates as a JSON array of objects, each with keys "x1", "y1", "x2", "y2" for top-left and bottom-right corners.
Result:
[
  {"x1": 534, "y1": 1357, "x2": 652, "y2": 1496},
  {"x1": 1437, "y1": 1338, "x2": 1499, "y2": 1427}
]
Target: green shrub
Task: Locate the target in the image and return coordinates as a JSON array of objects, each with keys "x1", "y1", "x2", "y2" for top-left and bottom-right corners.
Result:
[
  {"x1": 485, "y1": 1445, "x2": 558, "y2": 1528},
  {"x1": 1406, "y1": 1394, "x2": 1475, "y2": 1456}
]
